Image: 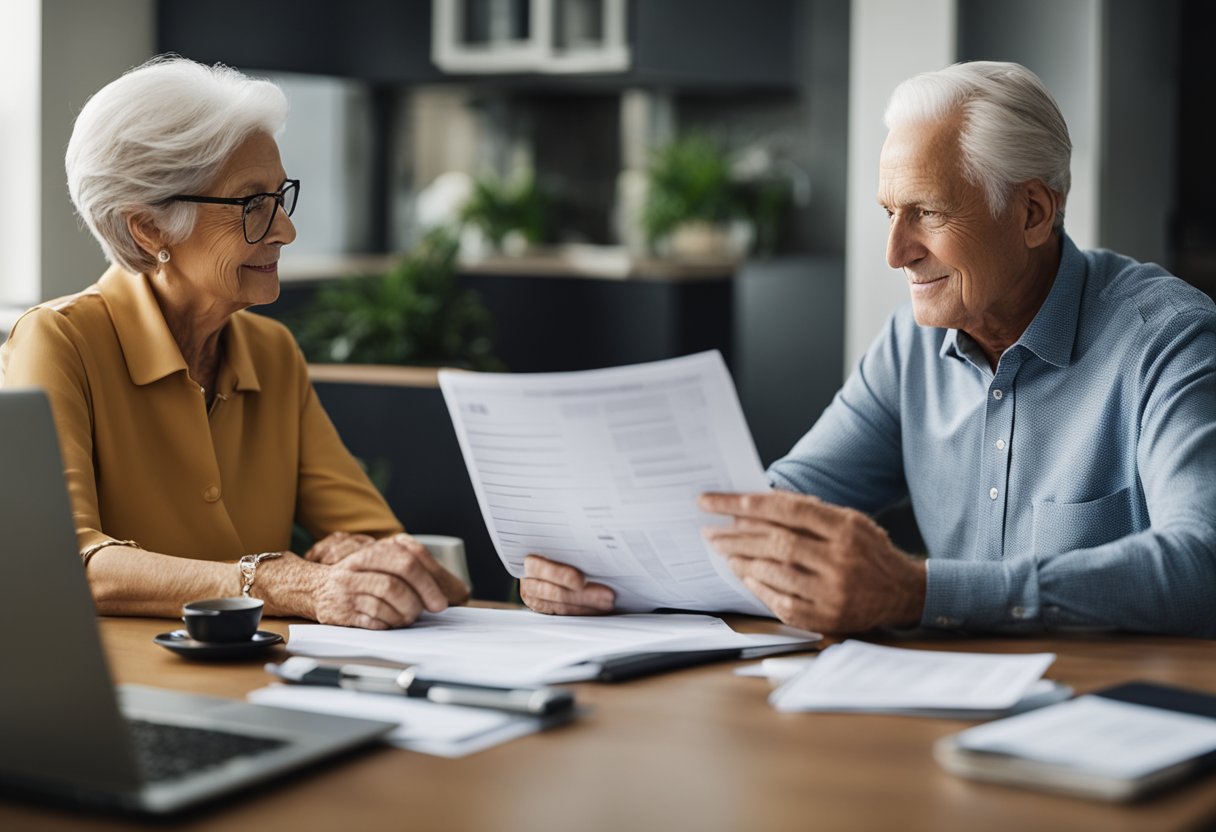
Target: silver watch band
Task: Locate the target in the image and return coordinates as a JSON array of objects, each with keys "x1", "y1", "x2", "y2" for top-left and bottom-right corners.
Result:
[{"x1": 239, "y1": 551, "x2": 284, "y2": 597}]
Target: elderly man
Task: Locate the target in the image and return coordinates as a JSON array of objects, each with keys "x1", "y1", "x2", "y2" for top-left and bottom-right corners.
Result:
[{"x1": 522, "y1": 60, "x2": 1216, "y2": 636}]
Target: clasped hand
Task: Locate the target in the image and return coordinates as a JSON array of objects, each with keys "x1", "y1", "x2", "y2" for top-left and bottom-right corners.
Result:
[
  {"x1": 521, "y1": 491, "x2": 927, "y2": 633},
  {"x1": 304, "y1": 531, "x2": 470, "y2": 629}
]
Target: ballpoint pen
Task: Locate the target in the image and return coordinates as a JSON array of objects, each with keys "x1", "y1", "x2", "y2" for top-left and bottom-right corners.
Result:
[{"x1": 267, "y1": 657, "x2": 575, "y2": 717}]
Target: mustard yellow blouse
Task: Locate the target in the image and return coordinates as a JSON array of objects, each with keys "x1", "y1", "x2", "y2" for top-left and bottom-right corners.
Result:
[{"x1": 0, "y1": 266, "x2": 402, "y2": 561}]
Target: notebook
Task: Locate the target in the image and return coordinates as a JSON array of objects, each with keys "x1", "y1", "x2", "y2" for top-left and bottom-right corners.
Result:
[
  {"x1": 934, "y1": 681, "x2": 1216, "y2": 801},
  {"x1": 0, "y1": 388, "x2": 395, "y2": 815}
]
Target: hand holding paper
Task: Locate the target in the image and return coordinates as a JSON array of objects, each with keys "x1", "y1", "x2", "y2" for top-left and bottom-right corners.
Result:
[
  {"x1": 699, "y1": 491, "x2": 928, "y2": 633},
  {"x1": 521, "y1": 554, "x2": 617, "y2": 615},
  {"x1": 440, "y1": 351, "x2": 772, "y2": 616}
]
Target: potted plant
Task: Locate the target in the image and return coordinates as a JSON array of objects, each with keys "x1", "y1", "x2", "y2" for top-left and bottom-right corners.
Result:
[
  {"x1": 459, "y1": 172, "x2": 550, "y2": 257},
  {"x1": 640, "y1": 134, "x2": 747, "y2": 259},
  {"x1": 286, "y1": 229, "x2": 502, "y2": 370}
]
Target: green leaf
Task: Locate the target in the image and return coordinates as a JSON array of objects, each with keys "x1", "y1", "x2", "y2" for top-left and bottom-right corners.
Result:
[{"x1": 285, "y1": 228, "x2": 505, "y2": 371}]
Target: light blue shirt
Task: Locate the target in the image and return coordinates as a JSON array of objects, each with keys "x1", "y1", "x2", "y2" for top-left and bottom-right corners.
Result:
[{"x1": 768, "y1": 235, "x2": 1216, "y2": 636}]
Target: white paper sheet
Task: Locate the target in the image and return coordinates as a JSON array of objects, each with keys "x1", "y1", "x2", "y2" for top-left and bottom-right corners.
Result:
[
  {"x1": 287, "y1": 606, "x2": 816, "y2": 686},
  {"x1": 769, "y1": 640, "x2": 1055, "y2": 713},
  {"x1": 247, "y1": 684, "x2": 534, "y2": 758},
  {"x1": 952, "y1": 695, "x2": 1216, "y2": 780},
  {"x1": 439, "y1": 351, "x2": 771, "y2": 616}
]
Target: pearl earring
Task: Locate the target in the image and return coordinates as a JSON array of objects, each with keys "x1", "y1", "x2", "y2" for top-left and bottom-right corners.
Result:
[{"x1": 157, "y1": 249, "x2": 171, "y2": 264}]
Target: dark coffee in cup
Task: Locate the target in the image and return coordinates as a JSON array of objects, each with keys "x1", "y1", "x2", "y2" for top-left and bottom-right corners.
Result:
[{"x1": 182, "y1": 597, "x2": 264, "y2": 643}]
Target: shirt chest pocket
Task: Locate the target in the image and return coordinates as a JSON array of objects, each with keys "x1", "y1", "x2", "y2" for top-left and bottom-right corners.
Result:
[{"x1": 1032, "y1": 486, "x2": 1135, "y2": 557}]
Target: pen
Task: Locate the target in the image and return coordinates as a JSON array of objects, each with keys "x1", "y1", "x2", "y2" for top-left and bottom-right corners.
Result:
[{"x1": 268, "y1": 657, "x2": 575, "y2": 717}]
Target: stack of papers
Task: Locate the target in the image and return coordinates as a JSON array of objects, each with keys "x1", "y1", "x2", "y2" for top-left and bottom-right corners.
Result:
[
  {"x1": 936, "y1": 684, "x2": 1216, "y2": 800},
  {"x1": 287, "y1": 606, "x2": 818, "y2": 686},
  {"x1": 247, "y1": 685, "x2": 537, "y2": 758},
  {"x1": 769, "y1": 641, "x2": 1058, "y2": 717},
  {"x1": 948, "y1": 695, "x2": 1216, "y2": 781}
]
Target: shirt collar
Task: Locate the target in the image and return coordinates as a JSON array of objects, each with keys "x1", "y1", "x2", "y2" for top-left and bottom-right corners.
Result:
[
  {"x1": 1014, "y1": 233, "x2": 1086, "y2": 368},
  {"x1": 939, "y1": 233, "x2": 1086, "y2": 369},
  {"x1": 220, "y1": 314, "x2": 262, "y2": 393},
  {"x1": 98, "y1": 266, "x2": 261, "y2": 392},
  {"x1": 99, "y1": 266, "x2": 186, "y2": 385}
]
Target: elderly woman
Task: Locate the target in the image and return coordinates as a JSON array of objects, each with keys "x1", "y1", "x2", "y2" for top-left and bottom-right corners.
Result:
[{"x1": 0, "y1": 57, "x2": 467, "y2": 628}]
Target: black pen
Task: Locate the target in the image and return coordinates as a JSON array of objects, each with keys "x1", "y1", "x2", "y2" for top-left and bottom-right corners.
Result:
[{"x1": 268, "y1": 657, "x2": 575, "y2": 717}]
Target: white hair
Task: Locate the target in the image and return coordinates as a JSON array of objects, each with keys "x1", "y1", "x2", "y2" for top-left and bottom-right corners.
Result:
[
  {"x1": 65, "y1": 55, "x2": 288, "y2": 274},
  {"x1": 884, "y1": 61, "x2": 1071, "y2": 231}
]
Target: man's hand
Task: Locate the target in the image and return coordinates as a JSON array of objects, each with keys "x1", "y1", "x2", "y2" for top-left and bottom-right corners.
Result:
[
  {"x1": 699, "y1": 491, "x2": 926, "y2": 633},
  {"x1": 520, "y1": 555, "x2": 615, "y2": 615},
  {"x1": 309, "y1": 532, "x2": 470, "y2": 628}
]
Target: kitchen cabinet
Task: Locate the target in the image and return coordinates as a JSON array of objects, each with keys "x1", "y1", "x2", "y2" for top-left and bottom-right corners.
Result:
[
  {"x1": 156, "y1": 0, "x2": 796, "y2": 90},
  {"x1": 432, "y1": 0, "x2": 631, "y2": 75}
]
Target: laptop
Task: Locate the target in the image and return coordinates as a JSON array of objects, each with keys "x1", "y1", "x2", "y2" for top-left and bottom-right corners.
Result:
[{"x1": 0, "y1": 388, "x2": 396, "y2": 815}]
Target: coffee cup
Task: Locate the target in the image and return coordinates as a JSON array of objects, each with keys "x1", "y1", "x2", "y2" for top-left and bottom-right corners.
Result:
[
  {"x1": 182, "y1": 597, "x2": 264, "y2": 643},
  {"x1": 412, "y1": 534, "x2": 472, "y2": 591}
]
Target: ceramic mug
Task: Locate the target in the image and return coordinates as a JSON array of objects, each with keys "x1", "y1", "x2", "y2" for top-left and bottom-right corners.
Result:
[
  {"x1": 182, "y1": 597, "x2": 264, "y2": 643},
  {"x1": 412, "y1": 534, "x2": 472, "y2": 592}
]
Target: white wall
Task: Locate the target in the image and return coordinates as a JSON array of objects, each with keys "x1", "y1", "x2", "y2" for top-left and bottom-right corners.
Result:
[
  {"x1": 845, "y1": 0, "x2": 957, "y2": 371},
  {"x1": 0, "y1": 0, "x2": 42, "y2": 307},
  {"x1": 0, "y1": 0, "x2": 155, "y2": 310},
  {"x1": 959, "y1": 0, "x2": 1104, "y2": 251},
  {"x1": 270, "y1": 73, "x2": 374, "y2": 262},
  {"x1": 39, "y1": 0, "x2": 156, "y2": 300}
]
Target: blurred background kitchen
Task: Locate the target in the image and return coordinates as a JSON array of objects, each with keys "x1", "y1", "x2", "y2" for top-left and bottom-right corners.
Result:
[{"x1": 3, "y1": 0, "x2": 1212, "y2": 598}]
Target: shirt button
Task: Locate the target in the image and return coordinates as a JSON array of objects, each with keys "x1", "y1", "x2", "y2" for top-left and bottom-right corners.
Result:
[
  {"x1": 935, "y1": 615, "x2": 953, "y2": 627},
  {"x1": 1011, "y1": 606, "x2": 1026, "y2": 619},
  {"x1": 992, "y1": 389, "x2": 1004, "y2": 400},
  {"x1": 203, "y1": 485, "x2": 221, "y2": 503},
  {"x1": 989, "y1": 487, "x2": 999, "y2": 500},
  {"x1": 995, "y1": 439, "x2": 1006, "y2": 451}
]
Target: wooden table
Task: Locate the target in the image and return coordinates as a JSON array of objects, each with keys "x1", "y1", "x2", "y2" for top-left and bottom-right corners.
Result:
[{"x1": 4, "y1": 615, "x2": 1216, "y2": 831}]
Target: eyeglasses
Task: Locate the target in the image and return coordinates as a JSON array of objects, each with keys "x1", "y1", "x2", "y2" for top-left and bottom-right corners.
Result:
[{"x1": 171, "y1": 179, "x2": 300, "y2": 244}]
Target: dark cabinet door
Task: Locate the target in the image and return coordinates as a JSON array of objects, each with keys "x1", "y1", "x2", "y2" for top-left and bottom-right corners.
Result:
[
  {"x1": 157, "y1": 0, "x2": 795, "y2": 89},
  {"x1": 156, "y1": 0, "x2": 443, "y2": 83}
]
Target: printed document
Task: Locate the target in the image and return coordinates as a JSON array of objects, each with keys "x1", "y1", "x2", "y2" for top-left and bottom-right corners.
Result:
[
  {"x1": 287, "y1": 606, "x2": 816, "y2": 686},
  {"x1": 247, "y1": 685, "x2": 534, "y2": 758},
  {"x1": 769, "y1": 640, "x2": 1055, "y2": 714},
  {"x1": 439, "y1": 351, "x2": 771, "y2": 616}
]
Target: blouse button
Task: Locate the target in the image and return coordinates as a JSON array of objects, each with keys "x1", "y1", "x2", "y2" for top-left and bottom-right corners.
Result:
[{"x1": 203, "y1": 485, "x2": 221, "y2": 503}]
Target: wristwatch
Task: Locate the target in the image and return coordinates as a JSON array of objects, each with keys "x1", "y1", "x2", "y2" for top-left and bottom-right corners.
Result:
[{"x1": 239, "y1": 551, "x2": 284, "y2": 597}]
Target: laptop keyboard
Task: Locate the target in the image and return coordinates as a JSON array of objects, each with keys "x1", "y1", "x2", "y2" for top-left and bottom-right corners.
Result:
[{"x1": 126, "y1": 719, "x2": 287, "y2": 783}]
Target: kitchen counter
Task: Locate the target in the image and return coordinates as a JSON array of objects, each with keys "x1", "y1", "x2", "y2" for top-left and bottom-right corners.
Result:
[{"x1": 279, "y1": 245, "x2": 738, "y2": 284}]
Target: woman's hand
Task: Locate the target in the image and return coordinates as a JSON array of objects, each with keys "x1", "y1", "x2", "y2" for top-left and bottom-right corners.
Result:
[
  {"x1": 299, "y1": 532, "x2": 470, "y2": 628},
  {"x1": 520, "y1": 555, "x2": 615, "y2": 615},
  {"x1": 304, "y1": 531, "x2": 377, "y2": 565}
]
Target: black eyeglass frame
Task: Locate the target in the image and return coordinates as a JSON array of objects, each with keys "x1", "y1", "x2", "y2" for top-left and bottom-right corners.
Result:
[{"x1": 170, "y1": 179, "x2": 300, "y2": 244}]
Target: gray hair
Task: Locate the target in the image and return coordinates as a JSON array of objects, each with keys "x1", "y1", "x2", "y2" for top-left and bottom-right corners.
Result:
[
  {"x1": 65, "y1": 55, "x2": 288, "y2": 274},
  {"x1": 883, "y1": 61, "x2": 1071, "y2": 231}
]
